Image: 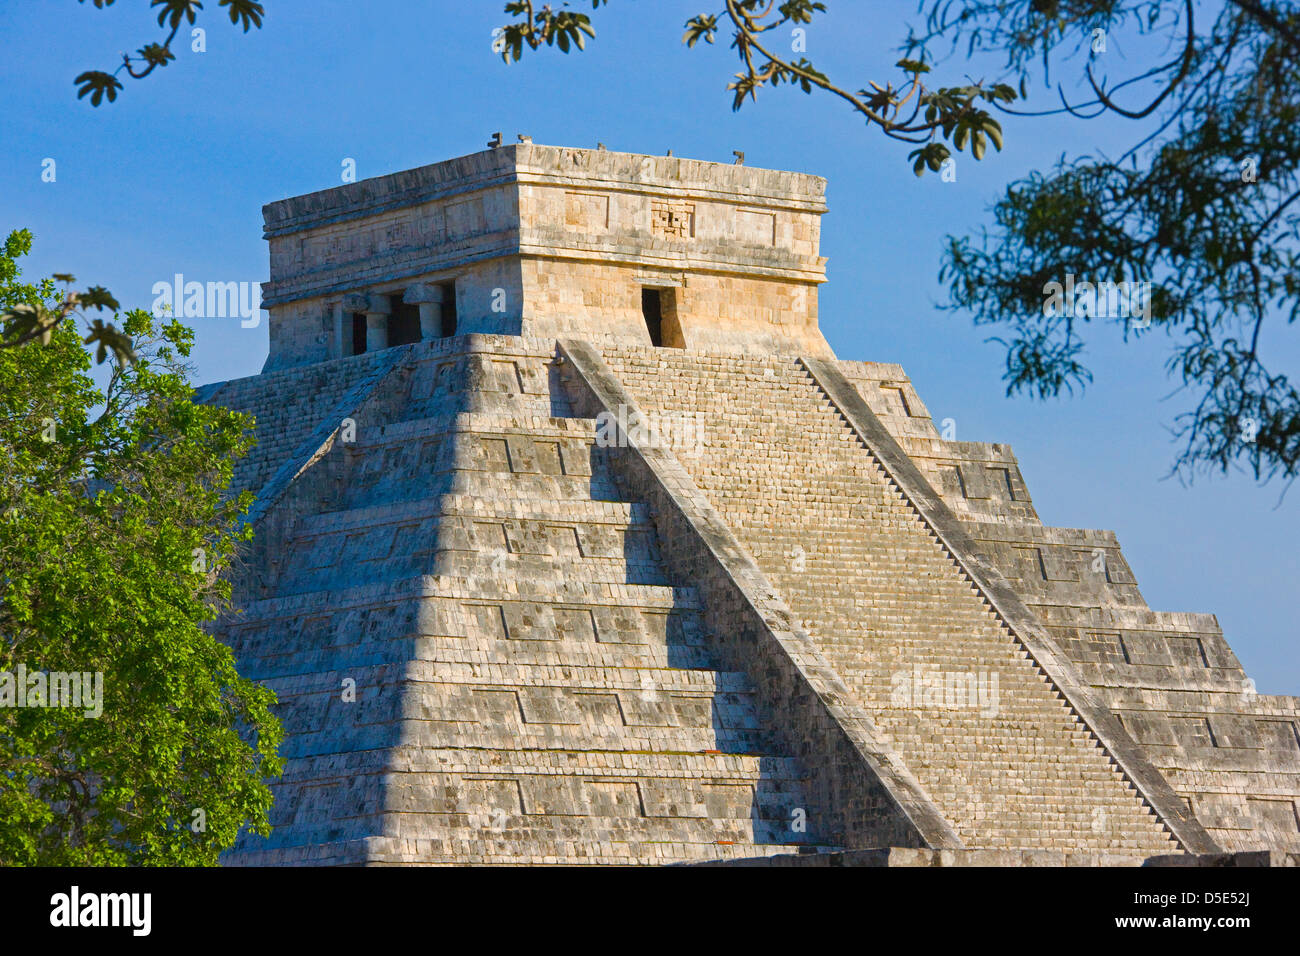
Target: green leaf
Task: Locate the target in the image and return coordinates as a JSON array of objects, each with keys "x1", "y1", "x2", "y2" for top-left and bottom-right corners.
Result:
[
  {"x1": 219, "y1": 0, "x2": 266, "y2": 31},
  {"x1": 78, "y1": 286, "x2": 121, "y2": 312},
  {"x1": 986, "y1": 122, "x2": 1003, "y2": 151},
  {"x1": 74, "y1": 71, "x2": 124, "y2": 107},
  {"x1": 153, "y1": 0, "x2": 202, "y2": 30}
]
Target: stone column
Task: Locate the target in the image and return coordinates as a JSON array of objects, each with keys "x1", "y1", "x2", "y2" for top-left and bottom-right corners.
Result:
[
  {"x1": 360, "y1": 293, "x2": 391, "y2": 352},
  {"x1": 330, "y1": 300, "x2": 348, "y2": 358},
  {"x1": 404, "y1": 283, "x2": 445, "y2": 340}
]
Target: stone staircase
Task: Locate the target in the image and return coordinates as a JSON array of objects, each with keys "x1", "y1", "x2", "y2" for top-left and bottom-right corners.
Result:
[
  {"x1": 601, "y1": 343, "x2": 1182, "y2": 854},
  {"x1": 220, "y1": 337, "x2": 828, "y2": 864},
  {"x1": 834, "y1": 360, "x2": 1300, "y2": 853}
]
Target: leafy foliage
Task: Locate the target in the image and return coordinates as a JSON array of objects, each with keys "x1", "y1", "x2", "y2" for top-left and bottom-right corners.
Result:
[
  {"x1": 0, "y1": 231, "x2": 134, "y2": 365},
  {"x1": 923, "y1": 1, "x2": 1300, "y2": 483},
  {"x1": 497, "y1": 0, "x2": 1013, "y2": 174},
  {"x1": 74, "y1": 0, "x2": 266, "y2": 106},
  {"x1": 0, "y1": 231, "x2": 282, "y2": 864},
  {"x1": 497, "y1": 1, "x2": 600, "y2": 61}
]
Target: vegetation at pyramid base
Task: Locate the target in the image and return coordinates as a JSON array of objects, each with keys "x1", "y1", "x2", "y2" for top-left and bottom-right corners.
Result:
[{"x1": 0, "y1": 229, "x2": 282, "y2": 865}]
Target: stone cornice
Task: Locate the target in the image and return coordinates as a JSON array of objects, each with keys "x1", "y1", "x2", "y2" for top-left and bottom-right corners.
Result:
[
  {"x1": 262, "y1": 150, "x2": 518, "y2": 239},
  {"x1": 263, "y1": 144, "x2": 827, "y2": 240},
  {"x1": 260, "y1": 236, "x2": 518, "y2": 308}
]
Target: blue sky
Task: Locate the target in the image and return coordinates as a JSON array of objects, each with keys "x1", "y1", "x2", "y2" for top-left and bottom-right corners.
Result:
[{"x1": 2, "y1": 0, "x2": 1296, "y2": 691}]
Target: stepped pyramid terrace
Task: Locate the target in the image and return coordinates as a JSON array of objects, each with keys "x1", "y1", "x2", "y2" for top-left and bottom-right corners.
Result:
[{"x1": 199, "y1": 143, "x2": 1300, "y2": 866}]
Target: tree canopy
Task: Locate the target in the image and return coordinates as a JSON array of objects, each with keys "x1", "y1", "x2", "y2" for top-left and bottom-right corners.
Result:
[{"x1": 0, "y1": 230, "x2": 282, "y2": 865}]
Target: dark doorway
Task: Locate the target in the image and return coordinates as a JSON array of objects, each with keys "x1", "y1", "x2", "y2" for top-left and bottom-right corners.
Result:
[
  {"x1": 387, "y1": 295, "x2": 422, "y2": 347},
  {"x1": 439, "y1": 281, "x2": 457, "y2": 337},
  {"x1": 641, "y1": 288, "x2": 663, "y2": 346},
  {"x1": 350, "y1": 313, "x2": 367, "y2": 355}
]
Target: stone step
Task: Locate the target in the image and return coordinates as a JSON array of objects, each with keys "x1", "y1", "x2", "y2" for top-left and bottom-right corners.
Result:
[
  {"x1": 233, "y1": 573, "x2": 705, "y2": 622},
  {"x1": 276, "y1": 723, "x2": 775, "y2": 760},
  {"x1": 228, "y1": 632, "x2": 723, "y2": 680},
  {"x1": 293, "y1": 494, "x2": 648, "y2": 537},
  {"x1": 232, "y1": 833, "x2": 830, "y2": 866},
  {"x1": 258, "y1": 663, "x2": 755, "y2": 702},
  {"x1": 276, "y1": 504, "x2": 670, "y2": 594}
]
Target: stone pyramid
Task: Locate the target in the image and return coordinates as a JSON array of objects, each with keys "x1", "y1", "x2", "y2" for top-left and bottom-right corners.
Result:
[{"x1": 203, "y1": 144, "x2": 1300, "y2": 865}]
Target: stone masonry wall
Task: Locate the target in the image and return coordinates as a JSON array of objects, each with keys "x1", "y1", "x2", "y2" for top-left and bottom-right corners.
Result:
[{"x1": 215, "y1": 336, "x2": 856, "y2": 865}]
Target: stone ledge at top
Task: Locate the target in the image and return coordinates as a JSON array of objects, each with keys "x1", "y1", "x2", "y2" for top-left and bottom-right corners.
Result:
[{"x1": 261, "y1": 144, "x2": 829, "y2": 239}]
